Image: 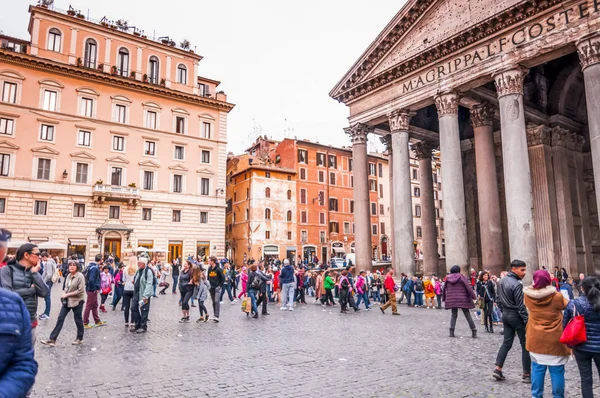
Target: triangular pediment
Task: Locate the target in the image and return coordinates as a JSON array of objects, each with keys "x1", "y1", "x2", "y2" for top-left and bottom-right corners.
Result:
[
  {"x1": 196, "y1": 167, "x2": 214, "y2": 175},
  {"x1": 70, "y1": 151, "x2": 96, "y2": 160},
  {"x1": 139, "y1": 160, "x2": 160, "y2": 168},
  {"x1": 106, "y1": 156, "x2": 130, "y2": 164},
  {"x1": 330, "y1": 0, "x2": 524, "y2": 99},
  {"x1": 31, "y1": 145, "x2": 59, "y2": 155},
  {"x1": 168, "y1": 164, "x2": 189, "y2": 172},
  {"x1": 0, "y1": 140, "x2": 20, "y2": 150}
]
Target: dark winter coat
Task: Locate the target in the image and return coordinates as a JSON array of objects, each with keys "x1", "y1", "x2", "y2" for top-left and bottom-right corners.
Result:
[
  {"x1": 442, "y1": 273, "x2": 476, "y2": 309},
  {"x1": 563, "y1": 296, "x2": 600, "y2": 353},
  {"x1": 0, "y1": 262, "x2": 48, "y2": 322}
]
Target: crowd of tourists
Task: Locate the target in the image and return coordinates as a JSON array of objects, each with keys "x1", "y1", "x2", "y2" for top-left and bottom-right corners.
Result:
[{"x1": 2, "y1": 233, "x2": 600, "y2": 398}]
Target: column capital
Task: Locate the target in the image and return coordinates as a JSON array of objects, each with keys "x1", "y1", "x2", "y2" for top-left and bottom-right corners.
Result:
[
  {"x1": 551, "y1": 126, "x2": 585, "y2": 152},
  {"x1": 434, "y1": 91, "x2": 459, "y2": 117},
  {"x1": 412, "y1": 141, "x2": 437, "y2": 160},
  {"x1": 526, "y1": 124, "x2": 552, "y2": 147},
  {"x1": 470, "y1": 103, "x2": 495, "y2": 128},
  {"x1": 577, "y1": 33, "x2": 600, "y2": 70},
  {"x1": 380, "y1": 134, "x2": 392, "y2": 153},
  {"x1": 344, "y1": 123, "x2": 371, "y2": 145},
  {"x1": 492, "y1": 67, "x2": 528, "y2": 98},
  {"x1": 387, "y1": 109, "x2": 413, "y2": 133}
]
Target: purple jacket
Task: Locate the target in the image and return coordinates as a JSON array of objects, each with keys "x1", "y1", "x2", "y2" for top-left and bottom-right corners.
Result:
[{"x1": 442, "y1": 273, "x2": 476, "y2": 309}]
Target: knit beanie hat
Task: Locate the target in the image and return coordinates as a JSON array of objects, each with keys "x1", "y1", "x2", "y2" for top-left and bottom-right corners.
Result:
[{"x1": 533, "y1": 269, "x2": 551, "y2": 289}]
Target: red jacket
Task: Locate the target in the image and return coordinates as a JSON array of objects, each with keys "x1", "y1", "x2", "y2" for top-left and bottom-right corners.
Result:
[{"x1": 384, "y1": 275, "x2": 395, "y2": 292}]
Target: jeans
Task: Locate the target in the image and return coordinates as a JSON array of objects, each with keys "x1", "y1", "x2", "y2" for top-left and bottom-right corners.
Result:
[
  {"x1": 49, "y1": 300, "x2": 84, "y2": 341},
  {"x1": 405, "y1": 290, "x2": 413, "y2": 306},
  {"x1": 436, "y1": 294, "x2": 442, "y2": 309},
  {"x1": 180, "y1": 285, "x2": 193, "y2": 311},
  {"x1": 574, "y1": 349, "x2": 600, "y2": 398},
  {"x1": 83, "y1": 291, "x2": 100, "y2": 324},
  {"x1": 321, "y1": 289, "x2": 335, "y2": 305},
  {"x1": 198, "y1": 300, "x2": 207, "y2": 317},
  {"x1": 531, "y1": 362, "x2": 565, "y2": 398},
  {"x1": 495, "y1": 310, "x2": 531, "y2": 374},
  {"x1": 414, "y1": 292, "x2": 424, "y2": 306},
  {"x1": 131, "y1": 297, "x2": 150, "y2": 331},
  {"x1": 340, "y1": 289, "x2": 349, "y2": 311},
  {"x1": 122, "y1": 290, "x2": 134, "y2": 323},
  {"x1": 256, "y1": 291, "x2": 268, "y2": 314},
  {"x1": 209, "y1": 287, "x2": 221, "y2": 317},
  {"x1": 172, "y1": 275, "x2": 179, "y2": 293},
  {"x1": 295, "y1": 286, "x2": 306, "y2": 304},
  {"x1": 281, "y1": 282, "x2": 296, "y2": 308},
  {"x1": 248, "y1": 288, "x2": 258, "y2": 314},
  {"x1": 450, "y1": 308, "x2": 477, "y2": 331},
  {"x1": 111, "y1": 285, "x2": 124, "y2": 308},
  {"x1": 356, "y1": 291, "x2": 370, "y2": 309},
  {"x1": 43, "y1": 281, "x2": 53, "y2": 317},
  {"x1": 220, "y1": 283, "x2": 234, "y2": 302},
  {"x1": 159, "y1": 282, "x2": 170, "y2": 294},
  {"x1": 482, "y1": 301, "x2": 493, "y2": 329},
  {"x1": 372, "y1": 290, "x2": 381, "y2": 303}
]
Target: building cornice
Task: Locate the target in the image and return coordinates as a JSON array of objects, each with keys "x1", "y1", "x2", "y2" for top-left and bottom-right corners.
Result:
[{"x1": 0, "y1": 51, "x2": 235, "y2": 113}]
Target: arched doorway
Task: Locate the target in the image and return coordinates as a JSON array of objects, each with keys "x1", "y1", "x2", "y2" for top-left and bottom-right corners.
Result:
[{"x1": 381, "y1": 236, "x2": 389, "y2": 260}]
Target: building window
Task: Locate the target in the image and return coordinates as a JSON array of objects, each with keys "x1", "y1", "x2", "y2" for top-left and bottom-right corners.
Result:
[
  {"x1": 47, "y1": 28, "x2": 61, "y2": 52},
  {"x1": 381, "y1": 222, "x2": 386, "y2": 235},
  {"x1": 265, "y1": 208, "x2": 271, "y2": 219},
  {"x1": 372, "y1": 224, "x2": 378, "y2": 235},
  {"x1": 172, "y1": 210, "x2": 181, "y2": 222},
  {"x1": 330, "y1": 172, "x2": 336, "y2": 185},
  {"x1": 37, "y1": 158, "x2": 51, "y2": 180},
  {"x1": 378, "y1": 163, "x2": 383, "y2": 177},
  {"x1": 329, "y1": 221, "x2": 339, "y2": 233},
  {"x1": 109, "y1": 206, "x2": 120, "y2": 219},
  {"x1": 0, "y1": 198, "x2": 5, "y2": 213},
  {"x1": 300, "y1": 189, "x2": 307, "y2": 204},
  {"x1": 318, "y1": 191, "x2": 325, "y2": 206},
  {"x1": 200, "y1": 178, "x2": 210, "y2": 195},
  {"x1": 0, "y1": 118, "x2": 14, "y2": 136},
  {"x1": 440, "y1": 219, "x2": 444, "y2": 230},
  {"x1": 371, "y1": 202, "x2": 377, "y2": 215},
  {"x1": 351, "y1": 176, "x2": 354, "y2": 187},
  {"x1": 77, "y1": 130, "x2": 91, "y2": 147},
  {"x1": 301, "y1": 211, "x2": 307, "y2": 223},
  {"x1": 369, "y1": 179, "x2": 377, "y2": 191},
  {"x1": 414, "y1": 187, "x2": 420, "y2": 197},
  {"x1": 349, "y1": 159, "x2": 353, "y2": 172},
  {"x1": 288, "y1": 231, "x2": 293, "y2": 240},
  {"x1": 329, "y1": 198, "x2": 338, "y2": 212},
  {"x1": 146, "y1": 111, "x2": 157, "y2": 129},
  {"x1": 201, "y1": 150, "x2": 210, "y2": 163},
  {"x1": 265, "y1": 187, "x2": 271, "y2": 198},
  {"x1": 300, "y1": 168, "x2": 306, "y2": 180},
  {"x1": 202, "y1": 122, "x2": 211, "y2": 139},
  {"x1": 111, "y1": 167, "x2": 123, "y2": 186},
  {"x1": 198, "y1": 83, "x2": 208, "y2": 96},
  {"x1": 412, "y1": 169, "x2": 418, "y2": 180},
  {"x1": 320, "y1": 231, "x2": 326, "y2": 243},
  {"x1": 177, "y1": 64, "x2": 187, "y2": 84},
  {"x1": 80, "y1": 97, "x2": 93, "y2": 117},
  {"x1": 380, "y1": 204, "x2": 385, "y2": 215},
  {"x1": 2, "y1": 82, "x2": 17, "y2": 103},
  {"x1": 73, "y1": 203, "x2": 85, "y2": 217},
  {"x1": 287, "y1": 190, "x2": 292, "y2": 200},
  {"x1": 265, "y1": 171, "x2": 271, "y2": 178},
  {"x1": 84, "y1": 39, "x2": 97, "y2": 68},
  {"x1": 116, "y1": 104, "x2": 127, "y2": 124},
  {"x1": 287, "y1": 210, "x2": 292, "y2": 221},
  {"x1": 344, "y1": 222, "x2": 350, "y2": 234},
  {"x1": 317, "y1": 153, "x2": 326, "y2": 166},
  {"x1": 379, "y1": 184, "x2": 384, "y2": 198},
  {"x1": 328, "y1": 155, "x2": 337, "y2": 169},
  {"x1": 144, "y1": 141, "x2": 156, "y2": 156},
  {"x1": 415, "y1": 205, "x2": 421, "y2": 217},
  {"x1": 439, "y1": 200, "x2": 443, "y2": 209},
  {"x1": 298, "y1": 149, "x2": 307, "y2": 164},
  {"x1": 173, "y1": 175, "x2": 183, "y2": 193},
  {"x1": 436, "y1": 208, "x2": 440, "y2": 218},
  {"x1": 149, "y1": 56, "x2": 159, "y2": 84},
  {"x1": 246, "y1": 187, "x2": 249, "y2": 199},
  {"x1": 175, "y1": 116, "x2": 186, "y2": 134},
  {"x1": 75, "y1": 163, "x2": 88, "y2": 184},
  {"x1": 117, "y1": 48, "x2": 129, "y2": 76},
  {"x1": 369, "y1": 163, "x2": 376, "y2": 176},
  {"x1": 416, "y1": 226, "x2": 422, "y2": 238},
  {"x1": 143, "y1": 171, "x2": 154, "y2": 190},
  {"x1": 319, "y1": 212, "x2": 325, "y2": 225},
  {"x1": 174, "y1": 145, "x2": 185, "y2": 160},
  {"x1": 112, "y1": 136, "x2": 125, "y2": 151},
  {"x1": 301, "y1": 230, "x2": 308, "y2": 243},
  {"x1": 42, "y1": 90, "x2": 57, "y2": 111},
  {"x1": 40, "y1": 124, "x2": 54, "y2": 141},
  {"x1": 142, "y1": 208, "x2": 152, "y2": 221},
  {"x1": 350, "y1": 200, "x2": 354, "y2": 213},
  {"x1": 34, "y1": 200, "x2": 47, "y2": 215},
  {"x1": 245, "y1": 208, "x2": 249, "y2": 220},
  {"x1": 318, "y1": 170, "x2": 324, "y2": 183},
  {"x1": 200, "y1": 211, "x2": 208, "y2": 224},
  {"x1": 265, "y1": 231, "x2": 271, "y2": 239}
]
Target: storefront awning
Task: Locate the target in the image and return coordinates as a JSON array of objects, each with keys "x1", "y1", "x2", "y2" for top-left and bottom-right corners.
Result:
[
  {"x1": 263, "y1": 245, "x2": 279, "y2": 254},
  {"x1": 332, "y1": 247, "x2": 346, "y2": 253},
  {"x1": 68, "y1": 238, "x2": 88, "y2": 246},
  {"x1": 38, "y1": 241, "x2": 67, "y2": 250},
  {"x1": 7, "y1": 240, "x2": 28, "y2": 249},
  {"x1": 28, "y1": 236, "x2": 48, "y2": 244}
]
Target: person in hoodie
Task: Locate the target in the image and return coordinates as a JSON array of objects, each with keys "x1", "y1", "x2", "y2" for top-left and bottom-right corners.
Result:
[
  {"x1": 559, "y1": 277, "x2": 574, "y2": 301},
  {"x1": 442, "y1": 265, "x2": 477, "y2": 338},
  {"x1": 279, "y1": 259, "x2": 296, "y2": 311},
  {"x1": 523, "y1": 269, "x2": 569, "y2": 398},
  {"x1": 402, "y1": 276, "x2": 414, "y2": 307},
  {"x1": 207, "y1": 256, "x2": 225, "y2": 323}
]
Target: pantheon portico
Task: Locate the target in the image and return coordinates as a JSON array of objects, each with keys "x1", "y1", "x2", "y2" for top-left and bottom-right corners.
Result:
[{"x1": 331, "y1": 0, "x2": 600, "y2": 283}]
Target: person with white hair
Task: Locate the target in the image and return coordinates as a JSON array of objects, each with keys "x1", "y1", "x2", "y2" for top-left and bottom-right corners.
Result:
[
  {"x1": 130, "y1": 257, "x2": 154, "y2": 333},
  {"x1": 279, "y1": 259, "x2": 296, "y2": 311}
]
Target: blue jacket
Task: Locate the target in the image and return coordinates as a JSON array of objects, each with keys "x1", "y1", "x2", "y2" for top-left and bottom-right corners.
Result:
[
  {"x1": 563, "y1": 296, "x2": 600, "y2": 353},
  {"x1": 279, "y1": 265, "x2": 295, "y2": 284},
  {"x1": 403, "y1": 279, "x2": 414, "y2": 293},
  {"x1": 85, "y1": 262, "x2": 101, "y2": 292},
  {"x1": 0, "y1": 289, "x2": 37, "y2": 398},
  {"x1": 560, "y1": 282, "x2": 574, "y2": 300}
]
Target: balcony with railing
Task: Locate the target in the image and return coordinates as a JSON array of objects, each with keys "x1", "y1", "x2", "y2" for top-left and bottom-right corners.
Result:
[{"x1": 93, "y1": 184, "x2": 140, "y2": 205}]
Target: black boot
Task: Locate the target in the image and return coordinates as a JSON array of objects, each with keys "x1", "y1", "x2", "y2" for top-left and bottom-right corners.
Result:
[
  {"x1": 449, "y1": 328, "x2": 455, "y2": 337},
  {"x1": 485, "y1": 325, "x2": 489, "y2": 333},
  {"x1": 489, "y1": 325, "x2": 494, "y2": 334},
  {"x1": 472, "y1": 329, "x2": 477, "y2": 338}
]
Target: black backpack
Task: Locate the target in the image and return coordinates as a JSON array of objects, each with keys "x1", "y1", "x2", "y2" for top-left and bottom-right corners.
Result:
[{"x1": 415, "y1": 279, "x2": 424, "y2": 291}]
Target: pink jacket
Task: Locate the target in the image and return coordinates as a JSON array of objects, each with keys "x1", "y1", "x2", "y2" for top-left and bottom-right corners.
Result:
[{"x1": 240, "y1": 270, "x2": 248, "y2": 291}]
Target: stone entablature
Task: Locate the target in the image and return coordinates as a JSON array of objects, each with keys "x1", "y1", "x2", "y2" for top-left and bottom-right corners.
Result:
[{"x1": 526, "y1": 124, "x2": 585, "y2": 151}]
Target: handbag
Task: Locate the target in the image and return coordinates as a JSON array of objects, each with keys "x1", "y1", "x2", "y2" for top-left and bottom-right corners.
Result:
[
  {"x1": 241, "y1": 297, "x2": 251, "y2": 313},
  {"x1": 101, "y1": 287, "x2": 112, "y2": 295},
  {"x1": 560, "y1": 305, "x2": 587, "y2": 346},
  {"x1": 477, "y1": 297, "x2": 485, "y2": 309}
]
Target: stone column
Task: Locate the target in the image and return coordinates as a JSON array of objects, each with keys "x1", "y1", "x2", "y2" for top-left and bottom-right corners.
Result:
[
  {"x1": 345, "y1": 124, "x2": 373, "y2": 271},
  {"x1": 388, "y1": 110, "x2": 415, "y2": 275},
  {"x1": 413, "y1": 141, "x2": 438, "y2": 275},
  {"x1": 380, "y1": 134, "x2": 396, "y2": 273},
  {"x1": 470, "y1": 103, "x2": 504, "y2": 275},
  {"x1": 493, "y1": 67, "x2": 538, "y2": 281},
  {"x1": 434, "y1": 91, "x2": 469, "y2": 271},
  {"x1": 577, "y1": 34, "x2": 600, "y2": 233}
]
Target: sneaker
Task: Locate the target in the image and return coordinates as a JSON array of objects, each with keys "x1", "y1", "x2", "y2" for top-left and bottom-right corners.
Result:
[
  {"x1": 231, "y1": 301, "x2": 237, "y2": 305},
  {"x1": 233, "y1": 299, "x2": 239, "y2": 303},
  {"x1": 522, "y1": 375, "x2": 531, "y2": 384},
  {"x1": 129, "y1": 327, "x2": 138, "y2": 333},
  {"x1": 213, "y1": 317, "x2": 220, "y2": 323},
  {"x1": 38, "y1": 314, "x2": 49, "y2": 320},
  {"x1": 380, "y1": 307, "x2": 385, "y2": 314},
  {"x1": 179, "y1": 318, "x2": 187, "y2": 323},
  {"x1": 95, "y1": 321, "x2": 107, "y2": 327},
  {"x1": 72, "y1": 339, "x2": 83, "y2": 345},
  {"x1": 392, "y1": 312, "x2": 401, "y2": 316},
  {"x1": 288, "y1": 307, "x2": 294, "y2": 311},
  {"x1": 124, "y1": 323, "x2": 129, "y2": 327},
  {"x1": 280, "y1": 306, "x2": 288, "y2": 310},
  {"x1": 219, "y1": 301, "x2": 224, "y2": 304},
  {"x1": 492, "y1": 369, "x2": 506, "y2": 381},
  {"x1": 204, "y1": 316, "x2": 210, "y2": 323},
  {"x1": 136, "y1": 329, "x2": 147, "y2": 334},
  {"x1": 196, "y1": 317, "x2": 204, "y2": 323},
  {"x1": 84, "y1": 323, "x2": 93, "y2": 329},
  {"x1": 40, "y1": 339, "x2": 55, "y2": 347}
]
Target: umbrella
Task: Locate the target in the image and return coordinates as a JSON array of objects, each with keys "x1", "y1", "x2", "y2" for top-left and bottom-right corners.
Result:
[{"x1": 134, "y1": 247, "x2": 149, "y2": 252}]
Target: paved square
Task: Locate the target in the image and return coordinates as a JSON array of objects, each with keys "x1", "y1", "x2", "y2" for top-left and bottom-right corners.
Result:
[{"x1": 32, "y1": 289, "x2": 598, "y2": 397}]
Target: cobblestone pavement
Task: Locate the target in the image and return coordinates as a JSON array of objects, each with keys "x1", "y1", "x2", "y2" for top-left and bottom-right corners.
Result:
[{"x1": 31, "y1": 288, "x2": 597, "y2": 397}]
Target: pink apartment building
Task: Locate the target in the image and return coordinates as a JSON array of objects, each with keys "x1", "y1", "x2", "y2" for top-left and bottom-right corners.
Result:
[{"x1": 0, "y1": 4, "x2": 234, "y2": 261}]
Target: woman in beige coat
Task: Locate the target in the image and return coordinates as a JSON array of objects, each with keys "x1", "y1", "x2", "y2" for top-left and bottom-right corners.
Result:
[{"x1": 315, "y1": 271, "x2": 324, "y2": 302}]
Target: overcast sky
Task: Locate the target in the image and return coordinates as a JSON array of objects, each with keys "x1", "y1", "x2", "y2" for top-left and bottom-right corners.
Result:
[{"x1": 0, "y1": 0, "x2": 402, "y2": 154}]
